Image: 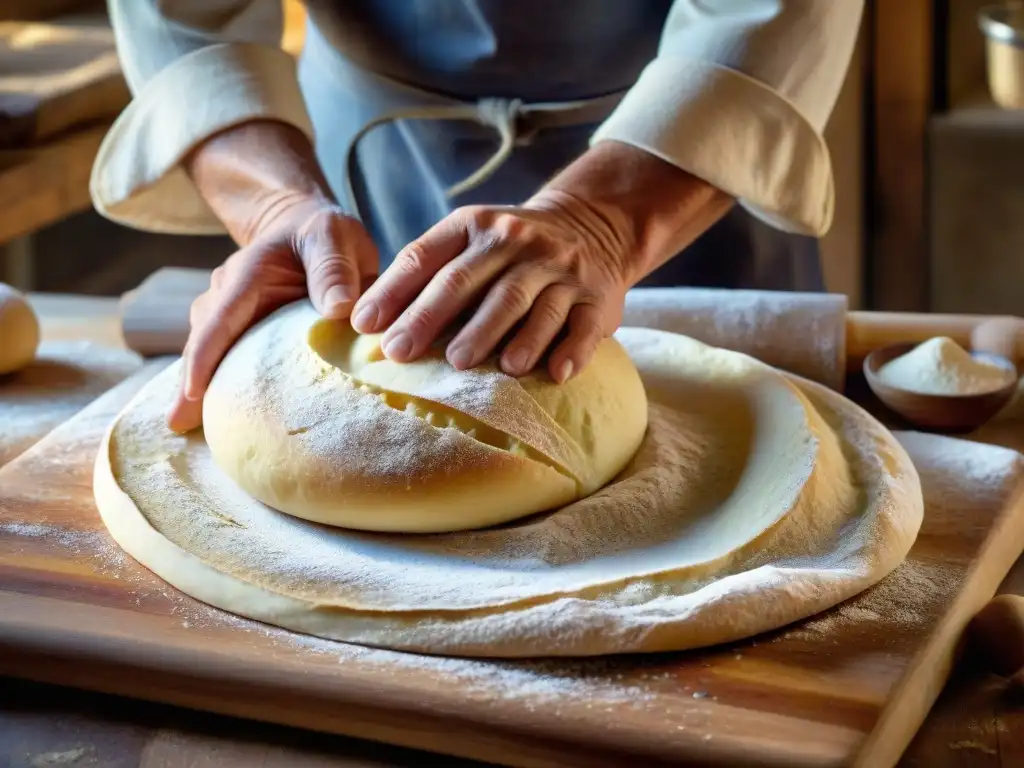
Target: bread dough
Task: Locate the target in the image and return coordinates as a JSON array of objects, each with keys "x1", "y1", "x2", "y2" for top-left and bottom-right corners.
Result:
[
  {"x1": 0, "y1": 283, "x2": 40, "y2": 375},
  {"x1": 94, "y1": 315, "x2": 924, "y2": 658},
  {"x1": 201, "y1": 302, "x2": 649, "y2": 533}
]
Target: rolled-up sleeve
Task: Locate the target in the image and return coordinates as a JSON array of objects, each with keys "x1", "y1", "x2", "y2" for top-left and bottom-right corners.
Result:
[
  {"x1": 591, "y1": 0, "x2": 864, "y2": 237},
  {"x1": 91, "y1": 0, "x2": 314, "y2": 234}
]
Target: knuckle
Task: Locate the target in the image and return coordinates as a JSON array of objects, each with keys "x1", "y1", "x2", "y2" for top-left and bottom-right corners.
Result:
[
  {"x1": 301, "y1": 207, "x2": 334, "y2": 234},
  {"x1": 402, "y1": 306, "x2": 439, "y2": 337},
  {"x1": 307, "y1": 250, "x2": 351, "y2": 281},
  {"x1": 496, "y1": 213, "x2": 527, "y2": 240},
  {"x1": 557, "y1": 243, "x2": 588, "y2": 273},
  {"x1": 533, "y1": 299, "x2": 566, "y2": 328},
  {"x1": 368, "y1": 280, "x2": 396, "y2": 308},
  {"x1": 493, "y1": 279, "x2": 534, "y2": 315},
  {"x1": 476, "y1": 230, "x2": 505, "y2": 257},
  {"x1": 439, "y1": 264, "x2": 476, "y2": 297},
  {"x1": 395, "y1": 242, "x2": 430, "y2": 275}
]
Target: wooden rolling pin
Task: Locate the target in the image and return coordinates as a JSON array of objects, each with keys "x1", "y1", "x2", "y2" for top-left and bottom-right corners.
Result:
[{"x1": 119, "y1": 267, "x2": 1024, "y2": 390}]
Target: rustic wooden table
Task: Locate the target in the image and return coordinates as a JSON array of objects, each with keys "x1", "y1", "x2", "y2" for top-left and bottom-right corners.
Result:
[{"x1": 2, "y1": 293, "x2": 1023, "y2": 768}]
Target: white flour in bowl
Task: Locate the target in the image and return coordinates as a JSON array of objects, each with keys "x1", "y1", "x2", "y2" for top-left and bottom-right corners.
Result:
[{"x1": 877, "y1": 337, "x2": 1014, "y2": 396}]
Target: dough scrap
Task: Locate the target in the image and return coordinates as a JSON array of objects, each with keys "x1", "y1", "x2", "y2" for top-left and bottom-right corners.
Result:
[
  {"x1": 94, "y1": 322, "x2": 924, "y2": 658},
  {"x1": 201, "y1": 302, "x2": 649, "y2": 533},
  {"x1": 0, "y1": 283, "x2": 40, "y2": 375}
]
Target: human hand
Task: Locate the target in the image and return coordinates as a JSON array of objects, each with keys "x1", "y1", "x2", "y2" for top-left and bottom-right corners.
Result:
[
  {"x1": 350, "y1": 140, "x2": 733, "y2": 383},
  {"x1": 350, "y1": 190, "x2": 633, "y2": 383},
  {"x1": 167, "y1": 194, "x2": 377, "y2": 433}
]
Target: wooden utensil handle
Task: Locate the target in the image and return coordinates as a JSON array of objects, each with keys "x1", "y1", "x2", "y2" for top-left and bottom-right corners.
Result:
[
  {"x1": 968, "y1": 593, "x2": 1024, "y2": 676},
  {"x1": 846, "y1": 311, "x2": 1000, "y2": 363},
  {"x1": 119, "y1": 267, "x2": 210, "y2": 356}
]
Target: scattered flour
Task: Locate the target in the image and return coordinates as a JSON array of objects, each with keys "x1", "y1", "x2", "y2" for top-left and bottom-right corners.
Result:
[
  {"x1": 0, "y1": 340, "x2": 141, "y2": 468},
  {"x1": 786, "y1": 558, "x2": 962, "y2": 643},
  {"x1": 877, "y1": 337, "x2": 1014, "y2": 396}
]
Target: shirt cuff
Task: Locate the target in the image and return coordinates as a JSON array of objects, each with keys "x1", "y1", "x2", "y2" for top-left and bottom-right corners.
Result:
[
  {"x1": 591, "y1": 56, "x2": 835, "y2": 238},
  {"x1": 90, "y1": 42, "x2": 314, "y2": 235}
]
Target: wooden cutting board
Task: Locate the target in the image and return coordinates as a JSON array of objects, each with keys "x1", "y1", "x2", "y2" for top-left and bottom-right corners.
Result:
[{"x1": 1, "y1": 363, "x2": 1023, "y2": 768}]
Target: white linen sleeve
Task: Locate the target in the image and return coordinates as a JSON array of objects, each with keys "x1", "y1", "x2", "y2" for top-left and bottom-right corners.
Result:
[
  {"x1": 91, "y1": 0, "x2": 314, "y2": 234},
  {"x1": 591, "y1": 0, "x2": 864, "y2": 237}
]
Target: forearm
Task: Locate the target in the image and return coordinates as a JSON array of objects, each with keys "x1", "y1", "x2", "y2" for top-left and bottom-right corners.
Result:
[
  {"x1": 529, "y1": 140, "x2": 733, "y2": 285},
  {"x1": 587, "y1": 0, "x2": 864, "y2": 238},
  {"x1": 93, "y1": 1, "x2": 313, "y2": 235},
  {"x1": 184, "y1": 119, "x2": 335, "y2": 246}
]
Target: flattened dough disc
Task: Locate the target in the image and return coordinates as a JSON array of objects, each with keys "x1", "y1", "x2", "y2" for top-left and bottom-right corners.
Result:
[{"x1": 94, "y1": 325, "x2": 924, "y2": 658}]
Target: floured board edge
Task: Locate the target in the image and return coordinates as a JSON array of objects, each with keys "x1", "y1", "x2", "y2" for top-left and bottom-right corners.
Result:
[{"x1": 0, "y1": 362, "x2": 1022, "y2": 768}]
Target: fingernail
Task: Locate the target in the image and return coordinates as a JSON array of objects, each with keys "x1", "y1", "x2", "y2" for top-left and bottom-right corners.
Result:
[
  {"x1": 384, "y1": 333, "x2": 413, "y2": 360},
  {"x1": 353, "y1": 303, "x2": 378, "y2": 332},
  {"x1": 448, "y1": 346, "x2": 474, "y2": 370},
  {"x1": 323, "y1": 285, "x2": 355, "y2": 314},
  {"x1": 555, "y1": 358, "x2": 574, "y2": 383},
  {"x1": 503, "y1": 347, "x2": 530, "y2": 375}
]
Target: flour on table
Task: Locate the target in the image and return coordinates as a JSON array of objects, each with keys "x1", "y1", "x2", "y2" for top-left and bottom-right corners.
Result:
[
  {"x1": 876, "y1": 337, "x2": 1014, "y2": 396},
  {"x1": 0, "y1": 341, "x2": 141, "y2": 468}
]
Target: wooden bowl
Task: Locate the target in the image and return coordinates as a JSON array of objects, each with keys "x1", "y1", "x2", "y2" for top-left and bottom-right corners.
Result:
[{"x1": 863, "y1": 342, "x2": 1018, "y2": 433}]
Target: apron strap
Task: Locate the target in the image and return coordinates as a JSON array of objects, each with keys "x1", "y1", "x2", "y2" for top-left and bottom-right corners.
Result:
[{"x1": 343, "y1": 91, "x2": 626, "y2": 223}]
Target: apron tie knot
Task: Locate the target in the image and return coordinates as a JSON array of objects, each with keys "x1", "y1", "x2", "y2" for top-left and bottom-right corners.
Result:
[{"x1": 444, "y1": 98, "x2": 526, "y2": 199}]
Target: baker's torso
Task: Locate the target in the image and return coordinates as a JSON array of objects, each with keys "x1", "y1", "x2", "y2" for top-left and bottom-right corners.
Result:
[{"x1": 296, "y1": 0, "x2": 824, "y2": 292}]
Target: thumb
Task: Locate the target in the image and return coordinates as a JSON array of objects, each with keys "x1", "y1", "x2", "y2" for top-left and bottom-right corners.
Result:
[{"x1": 299, "y1": 209, "x2": 379, "y2": 320}]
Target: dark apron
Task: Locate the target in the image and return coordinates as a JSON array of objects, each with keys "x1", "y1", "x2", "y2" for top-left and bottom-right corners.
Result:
[{"x1": 296, "y1": 0, "x2": 825, "y2": 292}]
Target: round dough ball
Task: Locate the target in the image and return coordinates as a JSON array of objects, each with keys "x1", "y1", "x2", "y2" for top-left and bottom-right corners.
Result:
[
  {"x1": 202, "y1": 301, "x2": 649, "y2": 533},
  {"x1": 0, "y1": 283, "x2": 40, "y2": 375}
]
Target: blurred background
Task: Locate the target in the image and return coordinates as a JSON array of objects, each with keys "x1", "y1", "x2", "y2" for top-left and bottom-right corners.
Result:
[{"x1": 0, "y1": 0, "x2": 1020, "y2": 313}]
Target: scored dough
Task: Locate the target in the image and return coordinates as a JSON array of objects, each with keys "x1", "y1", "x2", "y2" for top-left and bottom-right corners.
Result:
[
  {"x1": 94, "y1": 321, "x2": 924, "y2": 658},
  {"x1": 201, "y1": 302, "x2": 649, "y2": 533},
  {"x1": 0, "y1": 283, "x2": 40, "y2": 375}
]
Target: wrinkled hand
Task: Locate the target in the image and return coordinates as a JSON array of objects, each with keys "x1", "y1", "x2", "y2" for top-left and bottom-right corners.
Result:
[
  {"x1": 350, "y1": 191, "x2": 632, "y2": 383},
  {"x1": 167, "y1": 194, "x2": 377, "y2": 433}
]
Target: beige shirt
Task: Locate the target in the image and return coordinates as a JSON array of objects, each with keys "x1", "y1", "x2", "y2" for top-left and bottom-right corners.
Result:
[{"x1": 93, "y1": 0, "x2": 863, "y2": 239}]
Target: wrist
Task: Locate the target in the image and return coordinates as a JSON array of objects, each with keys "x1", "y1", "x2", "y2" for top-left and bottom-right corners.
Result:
[
  {"x1": 184, "y1": 119, "x2": 336, "y2": 245},
  {"x1": 530, "y1": 140, "x2": 733, "y2": 284}
]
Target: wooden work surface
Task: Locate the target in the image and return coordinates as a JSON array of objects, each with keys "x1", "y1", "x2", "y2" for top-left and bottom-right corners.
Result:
[{"x1": 1, "y1": 296, "x2": 1024, "y2": 768}]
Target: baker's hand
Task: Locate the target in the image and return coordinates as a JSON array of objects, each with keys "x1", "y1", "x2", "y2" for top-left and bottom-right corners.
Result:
[
  {"x1": 350, "y1": 190, "x2": 632, "y2": 383},
  {"x1": 167, "y1": 194, "x2": 377, "y2": 433}
]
